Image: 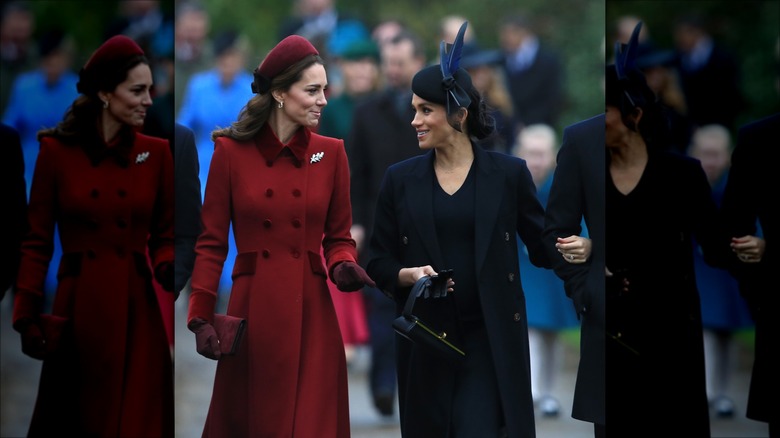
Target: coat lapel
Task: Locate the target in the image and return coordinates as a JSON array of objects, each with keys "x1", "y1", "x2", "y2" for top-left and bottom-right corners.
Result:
[
  {"x1": 404, "y1": 151, "x2": 447, "y2": 269},
  {"x1": 474, "y1": 147, "x2": 504, "y2": 276}
]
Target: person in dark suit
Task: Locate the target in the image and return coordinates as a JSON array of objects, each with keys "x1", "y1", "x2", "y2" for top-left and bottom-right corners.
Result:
[
  {"x1": 673, "y1": 14, "x2": 744, "y2": 132},
  {"x1": 174, "y1": 122, "x2": 201, "y2": 299},
  {"x1": 0, "y1": 123, "x2": 28, "y2": 301},
  {"x1": 542, "y1": 113, "x2": 605, "y2": 436},
  {"x1": 367, "y1": 22, "x2": 553, "y2": 436},
  {"x1": 11, "y1": 35, "x2": 174, "y2": 437},
  {"x1": 720, "y1": 112, "x2": 779, "y2": 436},
  {"x1": 346, "y1": 28, "x2": 427, "y2": 417},
  {"x1": 499, "y1": 14, "x2": 565, "y2": 134}
]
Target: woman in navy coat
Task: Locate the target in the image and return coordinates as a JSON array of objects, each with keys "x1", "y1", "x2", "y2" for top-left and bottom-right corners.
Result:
[
  {"x1": 12, "y1": 35, "x2": 174, "y2": 437},
  {"x1": 367, "y1": 22, "x2": 552, "y2": 437}
]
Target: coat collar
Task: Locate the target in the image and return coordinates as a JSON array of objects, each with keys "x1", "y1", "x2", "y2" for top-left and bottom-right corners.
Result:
[
  {"x1": 403, "y1": 144, "x2": 505, "y2": 274},
  {"x1": 256, "y1": 124, "x2": 310, "y2": 164}
]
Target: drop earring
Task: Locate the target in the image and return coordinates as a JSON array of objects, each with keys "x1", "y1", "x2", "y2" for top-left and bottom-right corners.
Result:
[
  {"x1": 103, "y1": 100, "x2": 109, "y2": 109},
  {"x1": 278, "y1": 101, "x2": 284, "y2": 109}
]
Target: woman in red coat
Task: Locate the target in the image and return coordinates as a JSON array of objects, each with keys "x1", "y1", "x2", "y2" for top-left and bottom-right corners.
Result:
[
  {"x1": 186, "y1": 35, "x2": 374, "y2": 437},
  {"x1": 12, "y1": 35, "x2": 175, "y2": 437}
]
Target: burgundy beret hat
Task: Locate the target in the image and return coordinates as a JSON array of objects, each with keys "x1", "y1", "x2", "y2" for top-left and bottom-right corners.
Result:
[
  {"x1": 251, "y1": 35, "x2": 319, "y2": 94},
  {"x1": 77, "y1": 35, "x2": 145, "y2": 95}
]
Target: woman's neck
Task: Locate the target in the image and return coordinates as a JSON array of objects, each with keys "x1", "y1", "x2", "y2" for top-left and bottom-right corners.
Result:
[
  {"x1": 434, "y1": 136, "x2": 474, "y2": 173},
  {"x1": 609, "y1": 134, "x2": 648, "y2": 169},
  {"x1": 99, "y1": 113, "x2": 122, "y2": 144},
  {"x1": 268, "y1": 112, "x2": 298, "y2": 144}
]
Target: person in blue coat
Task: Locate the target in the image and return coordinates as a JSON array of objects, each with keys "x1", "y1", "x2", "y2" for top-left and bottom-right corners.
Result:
[
  {"x1": 2, "y1": 28, "x2": 79, "y2": 310},
  {"x1": 513, "y1": 123, "x2": 580, "y2": 418},
  {"x1": 176, "y1": 29, "x2": 254, "y2": 298}
]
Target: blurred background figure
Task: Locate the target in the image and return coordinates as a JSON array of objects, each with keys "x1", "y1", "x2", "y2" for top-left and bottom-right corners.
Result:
[
  {"x1": 614, "y1": 14, "x2": 650, "y2": 46},
  {"x1": 173, "y1": 0, "x2": 212, "y2": 117},
  {"x1": 687, "y1": 124, "x2": 755, "y2": 419},
  {"x1": 439, "y1": 14, "x2": 476, "y2": 47},
  {"x1": 673, "y1": 13, "x2": 744, "y2": 132},
  {"x1": 177, "y1": 28, "x2": 254, "y2": 300},
  {"x1": 498, "y1": 13, "x2": 565, "y2": 138},
  {"x1": 346, "y1": 28, "x2": 427, "y2": 419},
  {"x1": 370, "y1": 17, "x2": 405, "y2": 52},
  {"x1": 278, "y1": 0, "x2": 369, "y2": 64},
  {"x1": 2, "y1": 27, "x2": 78, "y2": 316},
  {"x1": 318, "y1": 38, "x2": 381, "y2": 366},
  {"x1": 0, "y1": 0, "x2": 36, "y2": 113},
  {"x1": 460, "y1": 40, "x2": 515, "y2": 153},
  {"x1": 2, "y1": 27, "x2": 78, "y2": 197},
  {"x1": 513, "y1": 123, "x2": 580, "y2": 418}
]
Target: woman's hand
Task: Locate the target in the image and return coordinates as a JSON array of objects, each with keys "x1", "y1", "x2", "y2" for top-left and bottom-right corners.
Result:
[
  {"x1": 731, "y1": 235, "x2": 766, "y2": 263},
  {"x1": 556, "y1": 235, "x2": 592, "y2": 264},
  {"x1": 398, "y1": 265, "x2": 454, "y2": 292}
]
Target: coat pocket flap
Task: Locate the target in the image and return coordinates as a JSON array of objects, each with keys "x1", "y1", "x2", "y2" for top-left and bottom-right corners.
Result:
[
  {"x1": 307, "y1": 250, "x2": 327, "y2": 277},
  {"x1": 231, "y1": 251, "x2": 258, "y2": 279}
]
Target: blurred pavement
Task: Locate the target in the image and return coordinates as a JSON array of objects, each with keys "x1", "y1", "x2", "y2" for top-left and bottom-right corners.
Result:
[{"x1": 0, "y1": 291, "x2": 770, "y2": 438}]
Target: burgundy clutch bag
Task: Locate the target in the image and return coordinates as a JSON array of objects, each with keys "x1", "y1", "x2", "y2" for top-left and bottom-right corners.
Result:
[
  {"x1": 39, "y1": 314, "x2": 70, "y2": 355},
  {"x1": 213, "y1": 314, "x2": 246, "y2": 355}
]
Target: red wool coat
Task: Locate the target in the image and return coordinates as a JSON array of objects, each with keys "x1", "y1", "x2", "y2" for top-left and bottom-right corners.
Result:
[
  {"x1": 13, "y1": 131, "x2": 175, "y2": 437},
  {"x1": 188, "y1": 125, "x2": 357, "y2": 438}
]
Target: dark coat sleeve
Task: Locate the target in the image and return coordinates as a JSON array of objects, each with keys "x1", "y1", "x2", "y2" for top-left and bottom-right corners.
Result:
[
  {"x1": 542, "y1": 116, "x2": 603, "y2": 315},
  {"x1": 720, "y1": 113, "x2": 779, "y2": 303},
  {"x1": 0, "y1": 124, "x2": 28, "y2": 299},
  {"x1": 174, "y1": 123, "x2": 202, "y2": 295}
]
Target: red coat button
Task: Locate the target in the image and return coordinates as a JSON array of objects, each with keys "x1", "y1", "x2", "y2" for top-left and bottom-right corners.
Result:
[
  {"x1": 262, "y1": 249, "x2": 270, "y2": 258},
  {"x1": 263, "y1": 219, "x2": 272, "y2": 228},
  {"x1": 265, "y1": 188, "x2": 273, "y2": 197},
  {"x1": 292, "y1": 218, "x2": 301, "y2": 228},
  {"x1": 292, "y1": 189, "x2": 301, "y2": 197}
]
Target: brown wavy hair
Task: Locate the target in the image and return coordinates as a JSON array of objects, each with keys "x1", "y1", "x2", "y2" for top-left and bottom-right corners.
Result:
[{"x1": 212, "y1": 54, "x2": 324, "y2": 142}]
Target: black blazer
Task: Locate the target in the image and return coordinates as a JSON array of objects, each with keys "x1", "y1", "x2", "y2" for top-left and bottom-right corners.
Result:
[
  {"x1": 1, "y1": 123, "x2": 28, "y2": 300},
  {"x1": 542, "y1": 113, "x2": 605, "y2": 424},
  {"x1": 720, "y1": 112, "x2": 779, "y2": 424},
  {"x1": 174, "y1": 123, "x2": 202, "y2": 296},
  {"x1": 367, "y1": 144, "x2": 550, "y2": 436}
]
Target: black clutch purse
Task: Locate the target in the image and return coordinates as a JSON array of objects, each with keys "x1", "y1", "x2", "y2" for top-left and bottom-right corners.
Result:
[{"x1": 392, "y1": 272, "x2": 465, "y2": 361}]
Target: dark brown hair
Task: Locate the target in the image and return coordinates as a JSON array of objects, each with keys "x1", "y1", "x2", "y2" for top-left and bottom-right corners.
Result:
[{"x1": 212, "y1": 54, "x2": 325, "y2": 142}]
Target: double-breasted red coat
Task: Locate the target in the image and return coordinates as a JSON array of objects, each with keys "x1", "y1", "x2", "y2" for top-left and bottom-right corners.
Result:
[
  {"x1": 13, "y1": 129, "x2": 174, "y2": 437},
  {"x1": 188, "y1": 124, "x2": 358, "y2": 438}
]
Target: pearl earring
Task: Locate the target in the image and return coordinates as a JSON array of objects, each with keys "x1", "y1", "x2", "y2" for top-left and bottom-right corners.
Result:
[{"x1": 278, "y1": 101, "x2": 284, "y2": 109}]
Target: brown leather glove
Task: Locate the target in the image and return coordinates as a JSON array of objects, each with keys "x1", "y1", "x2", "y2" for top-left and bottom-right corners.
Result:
[
  {"x1": 16, "y1": 319, "x2": 46, "y2": 360},
  {"x1": 188, "y1": 318, "x2": 221, "y2": 360},
  {"x1": 154, "y1": 261, "x2": 175, "y2": 293},
  {"x1": 332, "y1": 261, "x2": 376, "y2": 292}
]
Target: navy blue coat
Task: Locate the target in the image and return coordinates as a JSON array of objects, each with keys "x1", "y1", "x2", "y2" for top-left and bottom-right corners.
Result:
[
  {"x1": 542, "y1": 114, "x2": 606, "y2": 425},
  {"x1": 721, "y1": 112, "x2": 780, "y2": 424},
  {"x1": 367, "y1": 144, "x2": 550, "y2": 437}
]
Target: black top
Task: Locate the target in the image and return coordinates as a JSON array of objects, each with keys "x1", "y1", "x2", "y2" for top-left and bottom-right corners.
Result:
[{"x1": 433, "y1": 164, "x2": 480, "y2": 323}]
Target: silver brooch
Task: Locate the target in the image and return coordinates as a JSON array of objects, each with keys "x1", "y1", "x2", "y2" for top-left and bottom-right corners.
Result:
[
  {"x1": 135, "y1": 151, "x2": 150, "y2": 164},
  {"x1": 310, "y1": 151, "x2": 324, "y2": 164}
]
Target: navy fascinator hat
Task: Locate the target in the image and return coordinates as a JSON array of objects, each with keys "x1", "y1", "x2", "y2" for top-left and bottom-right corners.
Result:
[
  {"x1": 412, "y1": 21, "x2": 473, "y2": 119},
  {"x1": 610, "y1": 20, "x2": 646, "y2": 108}
]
